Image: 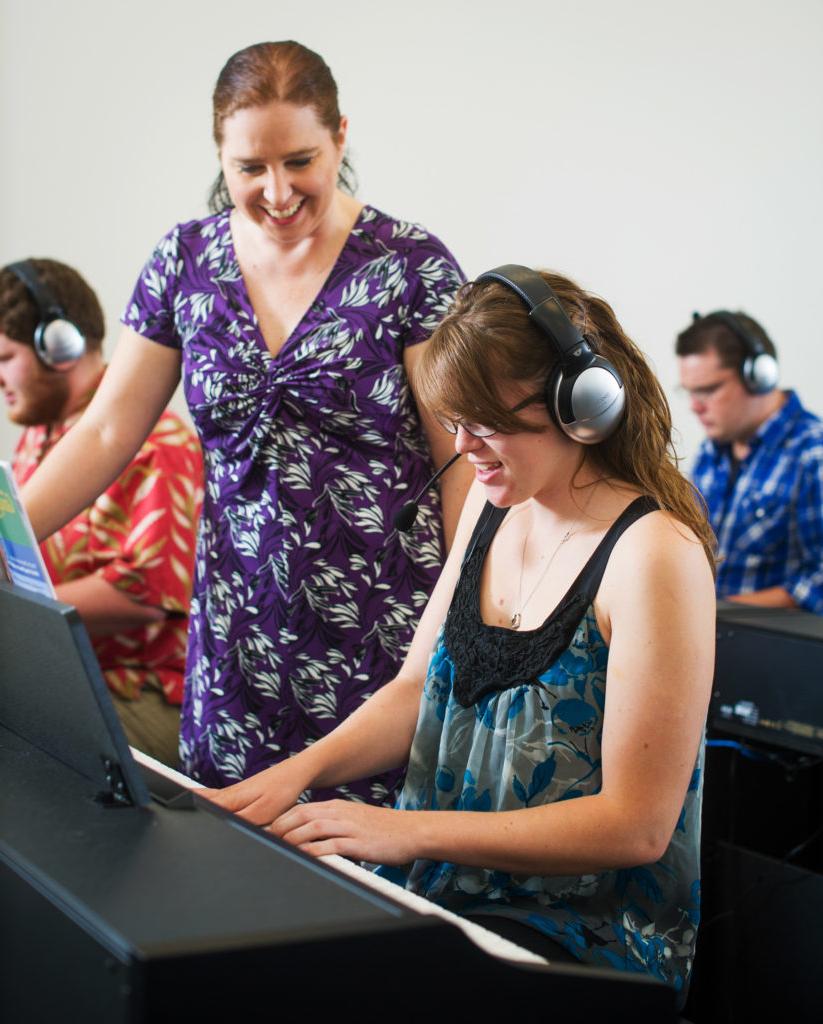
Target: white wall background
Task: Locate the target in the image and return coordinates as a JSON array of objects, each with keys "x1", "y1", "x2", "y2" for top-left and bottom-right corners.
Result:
[{"x1": 2, "y1": 0, "x2": 822, "y2": 467}]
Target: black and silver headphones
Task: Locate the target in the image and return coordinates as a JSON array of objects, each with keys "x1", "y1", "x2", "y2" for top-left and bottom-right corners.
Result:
[
  {"x1": 475, "y1": 265, "x2": 625, "y2": 444},
  {"x1": 5, "y1": 260, "x2": 87, "y2": 371},
  {"x1": 691, "y1": 310, "x2": 779, "y2": 395}
]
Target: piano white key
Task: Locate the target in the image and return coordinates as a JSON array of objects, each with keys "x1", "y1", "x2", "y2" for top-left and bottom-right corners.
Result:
[
  {"x1": 130, "y1": 748, "x2": 548, "y2": 967},
  {"x1": 131, "y1": 747, "x2": 204, "y2": 789},
  {"x1": 320, "y1": 853, "x2": 549, "y2": 966}
]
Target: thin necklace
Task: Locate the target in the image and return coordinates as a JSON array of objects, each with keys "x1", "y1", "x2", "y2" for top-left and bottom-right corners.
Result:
[
  {"x1": 510, "y1": 486, "x2": 599, "y2": 630},
  {"x1": 510, "y1": 523, "x2": 576, "y2": 630}
]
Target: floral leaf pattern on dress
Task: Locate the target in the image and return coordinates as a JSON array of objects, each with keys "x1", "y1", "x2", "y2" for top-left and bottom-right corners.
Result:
[{"x1": 123, "y1": 206, "x2": 464, "y2": 794}]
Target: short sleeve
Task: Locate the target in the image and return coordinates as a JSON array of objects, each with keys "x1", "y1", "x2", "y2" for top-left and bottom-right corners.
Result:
[
  {"x1": 121, "y1": 226, "x2": 184, "y2": 350},
  {"x1": 90, "y1": 413, "x2": 203, "y2": 611},
  {"x1": 401, "y1": 232, "x2": 465, "y2": 348}
]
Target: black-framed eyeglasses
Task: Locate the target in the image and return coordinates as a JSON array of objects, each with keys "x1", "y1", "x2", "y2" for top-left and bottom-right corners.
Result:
[{"x1": 436, "y1": 391, "x2": 545, "y2": 438}]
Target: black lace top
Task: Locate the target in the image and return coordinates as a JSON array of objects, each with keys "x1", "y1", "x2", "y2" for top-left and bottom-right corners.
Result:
[{"x1": 444, "y1": 495, "x2": 658, "y2": 707}]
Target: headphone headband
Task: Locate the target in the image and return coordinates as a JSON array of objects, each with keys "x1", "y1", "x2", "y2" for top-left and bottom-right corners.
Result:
[
  {"x1": 476, "y1": 265, "x2": 585, "y2": 358},
  {"x1": 7, "y1": 261, "x2": 65, "y2": 321},
  {"x1": 475, "y1": 265, "x2": 625, "y2": 444},
  {"x1": 4, "y1": 260, "x2": 87, "y2": 371},
  {"x1": 691, "y1": 309, "x2": 778, "y2": 395}
]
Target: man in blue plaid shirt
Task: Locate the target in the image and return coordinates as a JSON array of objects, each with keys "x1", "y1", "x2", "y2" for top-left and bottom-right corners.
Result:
[{"x1": 677, "y1": 310, "x2": 823, "y2": 613}]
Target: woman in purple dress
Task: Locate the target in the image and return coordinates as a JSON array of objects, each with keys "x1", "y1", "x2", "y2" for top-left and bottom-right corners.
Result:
[{"x1": 22, "y1": 41, "x2": 472, "y2": 797}]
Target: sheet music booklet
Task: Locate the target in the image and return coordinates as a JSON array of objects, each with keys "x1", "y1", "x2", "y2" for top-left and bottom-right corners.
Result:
[{"x1": 0, "y1": 459, "x2": 55, "y2": 597}]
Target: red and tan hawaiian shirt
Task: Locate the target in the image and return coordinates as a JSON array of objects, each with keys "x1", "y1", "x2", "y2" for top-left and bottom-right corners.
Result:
[{"x1": 13, "y1": 394, "x2": 203, "y2": 704}]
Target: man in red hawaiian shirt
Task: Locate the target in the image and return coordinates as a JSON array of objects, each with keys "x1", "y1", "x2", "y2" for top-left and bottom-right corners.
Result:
[{"x1": 0, "y1": 258, "x2": 202, "y2": 766}]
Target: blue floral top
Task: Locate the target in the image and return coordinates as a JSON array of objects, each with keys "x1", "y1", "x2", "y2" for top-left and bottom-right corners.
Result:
[{"x1": 377, "y1": 498, "x2": 703, "y2": 1001}]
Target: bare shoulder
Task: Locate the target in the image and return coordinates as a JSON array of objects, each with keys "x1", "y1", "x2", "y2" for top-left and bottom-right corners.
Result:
[
  {"x1": 612, "y1": 507, "x2": 711, "y2": 574},
  {"x1": 597, "y1": 507, "x2": 715, "y2": 640}
]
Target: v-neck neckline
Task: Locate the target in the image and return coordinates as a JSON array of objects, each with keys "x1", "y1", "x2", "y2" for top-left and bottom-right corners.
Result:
[{"x1": 223, "y1": 204, "x2": 370, "y2": 365}]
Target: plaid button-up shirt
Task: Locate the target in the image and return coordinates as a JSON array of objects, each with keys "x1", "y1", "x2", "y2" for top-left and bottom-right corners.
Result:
[{"x1": 692, "y1": 390, "x2": 823, "y2": 613}]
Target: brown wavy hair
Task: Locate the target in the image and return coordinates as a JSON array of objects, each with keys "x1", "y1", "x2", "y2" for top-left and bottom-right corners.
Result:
[{"x1": 415, "y1": 270, "x2": 716, "y2": 569}]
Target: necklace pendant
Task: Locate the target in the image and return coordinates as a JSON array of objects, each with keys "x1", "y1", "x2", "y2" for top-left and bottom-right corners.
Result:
[{"x1": 510, "y1": 612, "x2": 521, "y2": 629}]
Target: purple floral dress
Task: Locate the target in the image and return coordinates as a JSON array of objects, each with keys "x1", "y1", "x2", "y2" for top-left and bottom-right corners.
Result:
[{"x1": 124, "y1": 205, "x2": 464, "y2": 797}]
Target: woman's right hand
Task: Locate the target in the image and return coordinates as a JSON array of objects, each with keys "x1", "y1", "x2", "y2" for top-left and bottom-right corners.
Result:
[
  {"x1": 200, "y1": 488, "x2": 489, "y2": 828},
  {"x1": 198, "y1": 759, "x2": 310, "y2": 827}
]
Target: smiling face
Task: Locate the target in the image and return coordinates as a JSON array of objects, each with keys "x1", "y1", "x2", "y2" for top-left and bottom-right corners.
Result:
[
  {"x1": 451, "y1": 388, "x2": 584, "y2": 508},
  {"x1": 0, "y1": 332, "x2": 69, "y2": 425},
  {"x1": 219, "y1": 100, "x2": 346, "y2": 246}
]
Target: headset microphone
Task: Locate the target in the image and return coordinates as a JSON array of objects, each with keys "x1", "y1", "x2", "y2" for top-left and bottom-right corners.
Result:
[{"x1": 394, "y1": 453, "x2": 462, "y2": 533}]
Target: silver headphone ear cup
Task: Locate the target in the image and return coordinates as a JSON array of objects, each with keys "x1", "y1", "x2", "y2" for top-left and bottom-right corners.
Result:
[
  {"x1": 743, "y1": 353, "x2": 779, "y2": 395},
  {"x1": 552, "y1": 362, "x2": 626, "y2": 444},
  {"x1": 35, "y1": 318, "x2": 86, "y2": 371},
  {"x1": 475, "y1": 265, "x2": 627, "y2": 443}
]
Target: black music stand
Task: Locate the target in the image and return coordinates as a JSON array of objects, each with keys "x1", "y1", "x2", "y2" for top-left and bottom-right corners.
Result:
[{"x1": 0, "y1": 581, "x2": 149, "y2": 806}]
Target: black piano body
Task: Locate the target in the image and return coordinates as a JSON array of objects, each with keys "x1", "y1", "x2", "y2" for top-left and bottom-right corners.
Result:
[{"x1": 0, "y1": 584, "x2": 675, "y2": 1022}]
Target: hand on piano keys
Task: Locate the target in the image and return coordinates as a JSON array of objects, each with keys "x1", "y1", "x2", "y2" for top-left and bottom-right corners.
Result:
[
  {"x1": 197, "y1": 759, "x2": 307, "y2": 827},
  {"x1": 130, "y1": 747, "x2": 548, "y2": 967}
]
